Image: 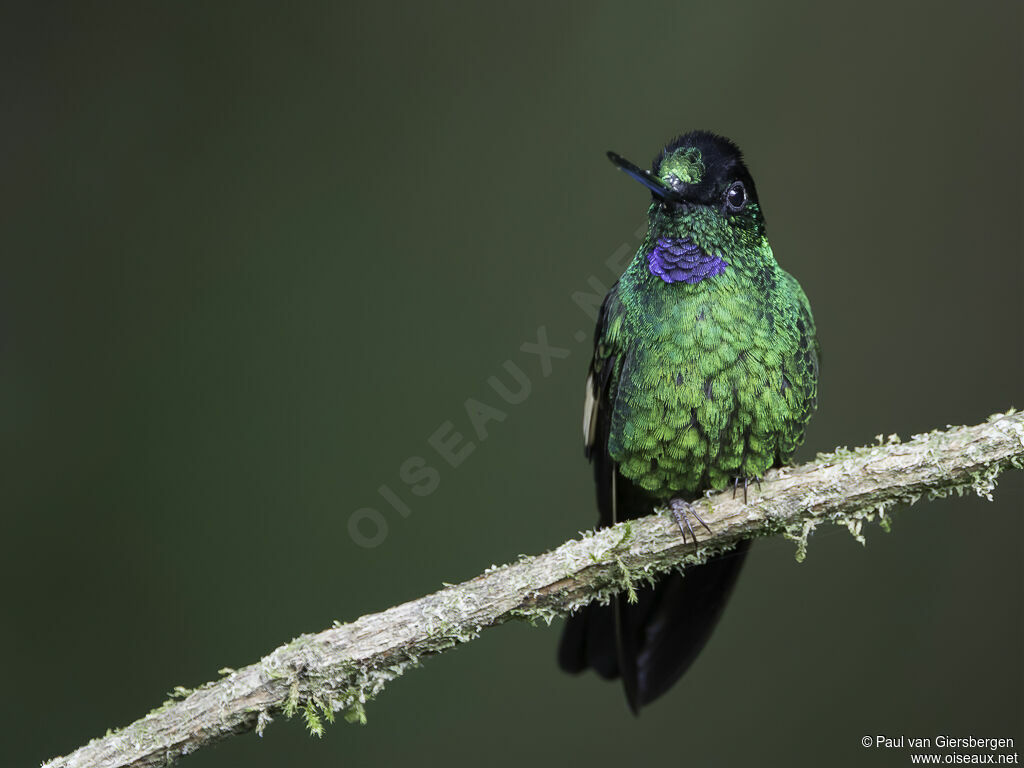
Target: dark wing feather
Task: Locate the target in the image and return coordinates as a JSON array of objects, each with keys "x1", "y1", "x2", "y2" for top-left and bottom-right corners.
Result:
[
  {"x1": 582, "y1": 282, "x2": 623, "y2": 527},
  {"x1": 560, "y1": 283, "x2": 624, "y2": 679}
]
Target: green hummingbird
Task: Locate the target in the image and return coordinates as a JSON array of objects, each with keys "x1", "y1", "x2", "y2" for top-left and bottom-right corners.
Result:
[{"x1": 559, "y1": 131, "x2": 820, "y2": 712}]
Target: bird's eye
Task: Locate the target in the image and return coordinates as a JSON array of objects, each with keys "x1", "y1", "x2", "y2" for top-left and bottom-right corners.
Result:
[{"x1": 724, "y1": 181, "x2": 746, "y2": 212}]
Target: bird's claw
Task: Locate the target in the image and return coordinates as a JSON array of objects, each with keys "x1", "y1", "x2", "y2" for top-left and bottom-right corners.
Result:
[
  {"x1": 668, "y1": 498, "x2": 713, "y2": 547},
  {"x1": 731, "y1": 475, "x2": 762, "y2": 504}
]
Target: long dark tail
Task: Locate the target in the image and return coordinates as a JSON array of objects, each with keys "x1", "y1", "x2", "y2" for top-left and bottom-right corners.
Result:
[{"x1": 558, "y1": 539, "x2": 751, "y2": 713}]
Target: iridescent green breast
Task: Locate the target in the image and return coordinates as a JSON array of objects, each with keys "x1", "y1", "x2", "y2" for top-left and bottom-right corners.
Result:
[{"x1": 606, "y1": 250, "x2": 817, "y2": 498}]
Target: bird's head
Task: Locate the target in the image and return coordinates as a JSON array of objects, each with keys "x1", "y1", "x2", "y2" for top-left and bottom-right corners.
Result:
[{"x1": 608, "y1": 131, "x2": 768, "y2": 284}]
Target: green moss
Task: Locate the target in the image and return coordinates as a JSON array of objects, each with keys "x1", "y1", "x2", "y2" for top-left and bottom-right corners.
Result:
[
  {"x1": 116, "y1": 411, "x2": 1024, "y2": 750},
  {"x1": 282, "y1": 682, "x2": 300, "y2": 719},
  {"x1": 303, "y1": 701, "x2": 324, "y2": 737},
  {"x1": 344, "y1": 701, "x2": 367, "y2": 725},
  {"x1": 616, "y1": 520, "x2": 634, "y2": 548},
  {"x1": 615, "y1": 556, "x2": 638, "y2": 604}
]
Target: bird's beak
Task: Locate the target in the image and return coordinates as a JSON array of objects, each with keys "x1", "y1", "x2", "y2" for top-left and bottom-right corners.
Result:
[{"x1": 607, "y1": 151, "x2": 687, "y2": 204}]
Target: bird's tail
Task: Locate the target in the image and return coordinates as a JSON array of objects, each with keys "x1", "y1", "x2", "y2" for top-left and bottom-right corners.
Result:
[{"x1": 558, "y1": 539, "x2": 751, "y2": 712}]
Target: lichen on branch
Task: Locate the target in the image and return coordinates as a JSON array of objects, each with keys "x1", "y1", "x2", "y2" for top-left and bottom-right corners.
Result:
[{"x1": 43, "y1": 410, "x2": 1024, "y2": 768}]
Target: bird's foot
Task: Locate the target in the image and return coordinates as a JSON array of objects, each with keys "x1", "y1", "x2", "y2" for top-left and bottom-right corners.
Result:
[
  {"x1": 731, "y1": 475, "x2": 762, "y2": 504},
  {"x1": 668, "y1": 498, "x2": 713, "y2": 547}
]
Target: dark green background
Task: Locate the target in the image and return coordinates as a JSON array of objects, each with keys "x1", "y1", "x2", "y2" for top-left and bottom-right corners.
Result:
[{"x1": 3, "y1": 3, "x2": 1021, "y2": 767}]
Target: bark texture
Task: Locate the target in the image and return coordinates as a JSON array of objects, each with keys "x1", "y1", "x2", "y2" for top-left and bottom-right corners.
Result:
[{"x1": 43, "y1": 410, "x2": 1024, "y2": 768}]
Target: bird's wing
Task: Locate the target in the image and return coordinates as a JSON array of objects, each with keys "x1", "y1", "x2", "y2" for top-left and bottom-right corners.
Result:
[
  {"x1": 579, "y1": 282, "x2": 653, "y2": 710},
  {"x1": 781, "y1": 269, "x2": 820, "y2": 420},
  {"x1": 560, "y1": 282, "x2": 629, "y2": 681},
  {"x1": 582, "y1": 281, "x2": 626, "y2": 528}
]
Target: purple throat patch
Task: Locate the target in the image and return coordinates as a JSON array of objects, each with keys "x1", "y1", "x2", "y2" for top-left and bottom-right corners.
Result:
[{"x1": 647, "y1": 237, "x2": 729, "y2": 284}]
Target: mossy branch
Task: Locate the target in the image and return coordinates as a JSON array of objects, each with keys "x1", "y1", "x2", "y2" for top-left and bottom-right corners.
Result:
[{"x1": 43, "y1": 410, "x2": 1024, "y2": 768}]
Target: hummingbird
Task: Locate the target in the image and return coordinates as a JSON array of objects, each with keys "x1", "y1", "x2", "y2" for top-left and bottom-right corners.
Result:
[{"x1": 558, "y1": 131, "x2": 819, "y2": 712}]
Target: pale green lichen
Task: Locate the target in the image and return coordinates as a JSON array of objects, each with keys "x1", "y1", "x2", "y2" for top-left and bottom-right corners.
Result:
[
  {"x1": 173, "y1": 412, "x2": 1024, "y2": 746},
  {"x1": 75, "y1": 411, "x2": 1020, "y2": 757},
  {"x1": 422, "y1": 592, "x2": 484, "y2": 642},
  {"x1": 509, "y1": 603, "x2": 561, "y2": 626},
  {"x1": 270, "y1": 652, "x2": 416, "y2": 735},
  {"x1": 784, "y1": 518, "x2": 818, "y2": 563},
  {"x1": 255, "y1": 710, "x2": 273, "y2": 737},
  {"x1": 843, "y1": 517, "x2": 866, "y2": 546},
  {"x1": 970, "y1": 461, "x2": 1001, "y2": 501},
  {"x1": 814, "y1": 445, "x2": 854, "y2": 464},
  {"x1": 779, "y1": 410, "x2": 1024, "y2": 562}
]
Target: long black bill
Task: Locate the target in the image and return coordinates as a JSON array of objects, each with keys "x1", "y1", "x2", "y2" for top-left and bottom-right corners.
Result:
[{"x1": 607, "y1": 151, "x2": 686, "y2": 203}]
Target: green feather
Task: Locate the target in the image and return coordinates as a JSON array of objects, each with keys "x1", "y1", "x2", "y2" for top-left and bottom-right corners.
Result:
[{"x1": 596, "y1": 200, "x2": 818, "y2": 498}]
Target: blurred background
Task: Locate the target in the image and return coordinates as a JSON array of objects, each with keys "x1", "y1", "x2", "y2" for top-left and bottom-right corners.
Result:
[{"x1": 2, "y1": 3, "x2": 1020, "y2": 766}]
